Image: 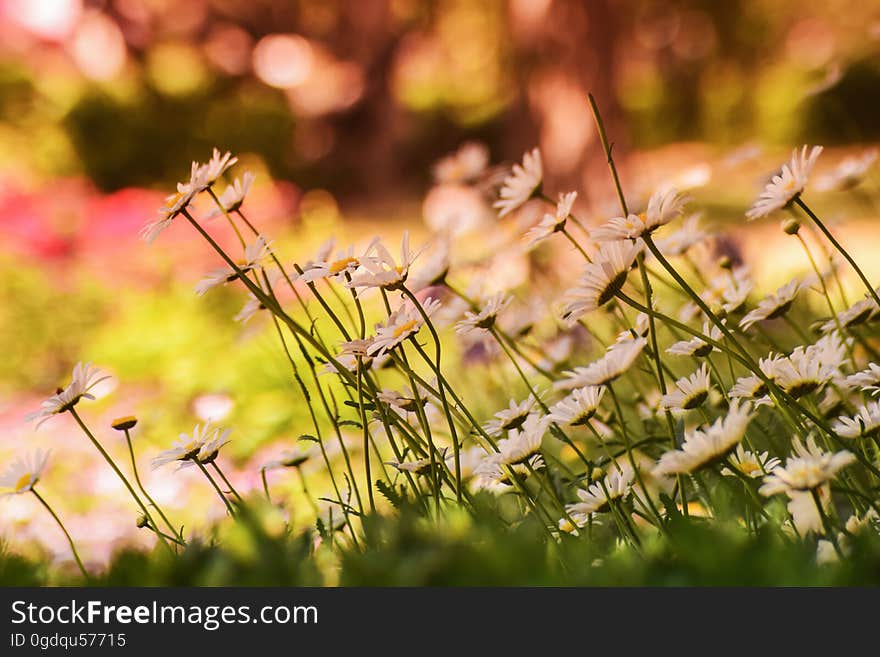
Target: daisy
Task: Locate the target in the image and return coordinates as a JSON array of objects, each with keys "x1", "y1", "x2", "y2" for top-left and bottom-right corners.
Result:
[
  {"x1": 0, "y1": 450, "x2": 50, "y2": 496},
  {"x1": 592, "y1": 188, "x2": 689, "y2": 241},
  {"x1": 560, "y1": 240, "x2": 642, "y2": 325},
  {"x1": 555, "y1": 338, "x2": 647, "y2": 389},
  {"x1": 234, "y1": 293, "x2": 265, "y2": 323},
  {"x1": 759, "y1": 435, "x2": 854, "y2": 495},
  {"x1": 816, "y1": 149, "x2": 877, "y2": 192},
  {"x1": 843, "y1": 362, "x2": 880, "y2": 391},
  {"x1": 659, "y1": 364, "x2": 712, "y2": 411},
  {"x1": 432, "y1": 141, "x2": 489, "y2": 184},
  {"x1": 262, "y1": 448, "x2": 311, "y2": 471},
  {"x1": 385, "y1": 451, "x2": 446, "y2": 476},
  {"x1": 298, "y1": 239, "x2": 362, "y2": 283},
  {"x1": 746, "y1": 145, "x2": 823, "y2": 219},
  {"x1": 653, "y1": 400, "x2": 754, "y2": 475},
  {"x1": 729, "y1": 373, "x2": 769, "y2": 401},
  {"x1": 194, "y1": 234, "x2": 271, "y2": 296},
  {"x1": 655, "y1": 213, "x2": 710, "y2": 257},
  {"x1": 366, "y1": 297, "x2": 441, "y2": 357},
  {"x1": 525, "y1": 191, "x2": 577, "y2": 246},
  {"x1": 141, "y1": 158, "x2": 216, "y2": 243},
  {"x1": 152, "y1": 423, "x2": 219, "y2": 470},
  {"x1": 497, "y1": 413, "x2": 548, "y2": 465},
  {"x1": 26, "y1": 362, "x2": 111, "y2": 428},
  {"x1": 483, "y1": 395, "x2": 539, "y2": 437},
  {"x1": 347, "y1": 232, "x2": 420, "y2": 290},
  {"x1": 494, "y1": 148, "x2": 543, "y2": 217},
  {"x1": 739, "y1": 278, "x2": 804, "y2": 330},
  {"x1": 548, "y1": 386, "x2": 605, "y2": 426},
  {"x1": 666, "y1": 322, "x2": 722, "y2": 357},
  {"x1": 473, "y1": 452, "x2": 545, "y2": 490},
  {"x1": 565, "y1": 465, "x2": 634, "y2": 526},
  {"x1": 406, "y1": 237, "x2": 451, "y2": 292},
  {"x1": 179, "y1": 427, "x2": 233, "y2": 467},
  {"x1": 833, "y1": 401, "x2": 880, "y2": 439},
  {"x1": 455, "y1": 293, "x2": 511, "y2": 335},
  {"x1": 720, "y1": 445, "x2": 781, "y2": 478},
  {"x1": 819, "y1": 297, "x2": 878, "y2": 333},
  {"x1": 194, "y1": 148, "x2": 238, "y2": 190},
  {"x1": 208, "y1": 171, "x2": 255, "y2": 216}
]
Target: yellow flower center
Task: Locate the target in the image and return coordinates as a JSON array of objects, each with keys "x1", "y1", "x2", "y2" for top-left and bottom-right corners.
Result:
[
  {"x1": 329, "y1": 257, "x2": 357, "y2": 274},
  {"x1": 738, "y1": 460, "x2": 760, "y2": 476},
  {"x1": 393, "y1": 319, "x2": 419, "y2": 338},
  {"x1": 14, "y1": 473, "x2": 32, "y2": 492}
]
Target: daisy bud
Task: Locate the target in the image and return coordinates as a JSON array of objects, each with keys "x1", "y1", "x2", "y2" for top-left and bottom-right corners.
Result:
[
  {"x1": 136, "y1": 515, "x2": 150, "y2": 529},
  {"x1": 112, "y1": 416, "x2": 138, "y2": 431},
  {"x1": 718, "y1": 255, "x2": 732, "y2": 270},
  {"x1": 590, "y1": 466, "x2": 605, "y2": 480},
  {"x1": 782, "y1": 218, "x2": 801, "y2": 235}
]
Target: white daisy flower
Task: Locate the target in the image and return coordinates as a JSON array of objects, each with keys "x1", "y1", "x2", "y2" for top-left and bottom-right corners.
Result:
[
  {"x1": 565, "y1": 465, "x2": 634, "y2": 526},
  {"x1": 720, "y1": 445, "x2": 781, "y2": 478},
  {"x1": 729, "y1": 373, "x2": 769, "y2": 401},
  {"x1": 194, "y1": 234, "x2": 272, "y2": 296},
  {"x1": 843, "y1": 362, "x2": 880, "y2": 391},
  {"x1": 234, "y1": 293, "x2": 265, "y2": 323},
  {"x1": 347, "y1": 232, "x2": 420, "y2": 290},
  {"x1": 473, "y1": 452, "x2": 545, "y2": 490},
  {"x1": 432, "y1": 141, "x2": 489, "y2": 184},
  {"x1": 140, "y1": 173, "x2": 200, "y2": 243},
  {"x1": 819, "y1": 296, "x2": 878, "y2": 334},
  {"x1": 455, "y1": 293, "x2": 512, "y2": 335},
  {"x1": 653, "y1": 400, "x2": 754, "y2": 475},
  {"x1": 833, "y1": 400, "x2": 880, "y2": 439},
  {"x1": 759, "y1": 435, "x2": 854, "y2": 495},
  {"x1": 655, "y1": 213, "x2": 710, "y2": 257},
  {"x1": 739, "y1": 278, "x2": 804, "y2": 330},
  {"x1": 0, "y1": 450, "x2": 50, "y2": 496},
  {"x1": 298, "y1": 239, "x2": 363, "y2": 283},
  {"x1": 194, "y1": 148, "x2": 238, "y2": 190},
  {"x1": 26, "y1": 362, "x2": 111, "y2": 428},
  {"x1": 494, "y1": 148, "x2": 543, "y2": 217},
  {"x1": 560, "y1": 240, "x2": 642, "y2": 325},
  {"x1": 815, "y1": 149, "x2": 876, "y2": 192},
  {"x1": 659, "y1": 364, "x2": 712, "y2": 411},
  {"x1": 152, "y1": 423, "x2": 219, "y2": 470},
  {"x1": 497, "y1": 413, "x2": 549, "y2": 465},
  {"x1": 406, "y1": 237, "x2": 451, "y2": 293},
  {"x1": 385, "y1": 451, "x2": 447, "y2": 476},
  {"x1": 592, "y1": 188, "x2": 689, "y2": 242},
  {"x1": 746, "y1": 145, "x2": 823, "y2": 219},
  {"x1": 787, "y1": 486, "x2": 829, "y2": 535},
  {"x1": 262, "y1": 448, "x2": 311, "y2": 471},
  {"x1": 180, "y1": 427, "x2": 233, "y2": 467},
  {"x1": 483, "y1": 395, "x2": 539, "y2": 437},
  {"x1": 208, "y1": 171, "x2": 255, "y2": 216},
  {"x1": 525, "y1": 191, "x2": 577, "y2": 246},
  {"x1": 555, "y1": 338, "x2": 647, "y2": 389},
  {"x1": 366, "y1": 297, "x2": 441, "y2": 357},
  {"x1": 666, "y1": 322, "x2": 722, "y2": 357},
  {"x1": 548, "y1": 386, "x2": 605, "y2": 427},
  {"x1": 376, "y1": 386, "x2": 430, "y2": 417}
]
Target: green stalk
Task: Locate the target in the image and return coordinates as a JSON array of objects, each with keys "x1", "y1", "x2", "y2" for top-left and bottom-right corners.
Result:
[{"x1": 32, "y1": 489, "x2": 89, "y2": 580}]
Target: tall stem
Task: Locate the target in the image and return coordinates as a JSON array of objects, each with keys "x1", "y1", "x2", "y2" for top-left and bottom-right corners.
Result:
[
  {"x1": 69, "y1": 409, "x2": 172, "y2": 553},
  {"x1": 123, "y1": 429, "x2": 181, "y2": 542},
  {"x1": 795, "y1": 197, "x2": 880, "y2": 309},
  {"x1": 31, "y1": 489, "x2": 89, "y2": 580}
]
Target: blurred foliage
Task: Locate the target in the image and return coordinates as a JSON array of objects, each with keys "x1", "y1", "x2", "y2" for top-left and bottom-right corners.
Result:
[{"x1": 5, "y1": 496, "x2": 880, "y2": 586}]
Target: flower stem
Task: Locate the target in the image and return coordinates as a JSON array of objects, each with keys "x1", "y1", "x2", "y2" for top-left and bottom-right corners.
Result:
[
  {"x1": 123, "y1": 428, "x2": 181, "y2": 543},
  {"x1": 69, "y1": 409, "x2": 172, "y2": 554},
  {"x1": 31, "y1": 489, "x2": 89, "y2": 580},
  {"x1": 795, "y1": 197, "x2": 880, "y2": 309},
  {"x1": 195, "y1": 460, "x2": 236, "y2": 516}
]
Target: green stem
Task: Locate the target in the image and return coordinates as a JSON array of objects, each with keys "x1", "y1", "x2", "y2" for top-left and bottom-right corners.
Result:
[
  {"x1": 69, "y1": 409, "x2": 172, "y2": 553},
  {"x1": 123, "y1": 429, "x2": 181, "y2": 542},
  {"x1": 195, "y1": 459, "x2": 236, "y2": 516},
  {"x1": 31, "y1": 489, "x2": 89, "y2": 580}
]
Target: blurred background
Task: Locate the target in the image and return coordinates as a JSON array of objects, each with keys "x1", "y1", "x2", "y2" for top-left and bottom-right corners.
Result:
[{"x1": 1, "y1": 0, "x2": 879, "y2": 572}]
